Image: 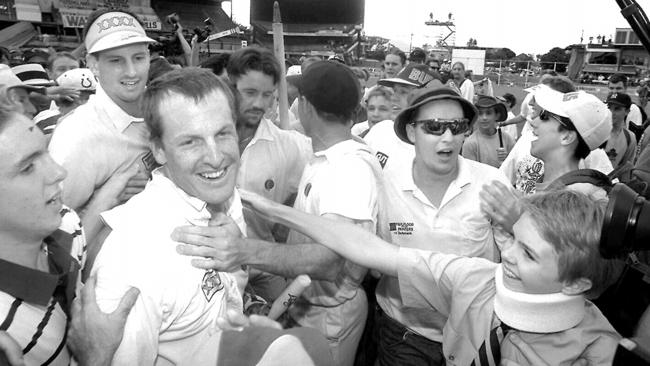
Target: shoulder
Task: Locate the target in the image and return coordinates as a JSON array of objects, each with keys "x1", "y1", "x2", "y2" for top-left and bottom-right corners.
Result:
[
  {"x1": 463, "y1": 157, "x2": 507, "y2": 180},
  {"x1": 49, "y1": 103, "x2": 101, "y2": 148}
]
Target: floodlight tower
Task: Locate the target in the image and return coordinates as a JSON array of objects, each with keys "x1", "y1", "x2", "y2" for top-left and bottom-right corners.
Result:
[{"x1": 425, "y1": 12, "x2": 456, "y2": 47}]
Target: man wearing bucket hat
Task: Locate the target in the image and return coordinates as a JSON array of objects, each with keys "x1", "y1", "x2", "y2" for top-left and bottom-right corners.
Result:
[
  {"x1": 48, "y1": 9, "x2": 156, "y2": 242},
  {"x1": 373, "y1": 86, "x2": 510, "y2": 366},
  {"x1": 462, "y1": 95, "x2": 515, "y2": 168}
]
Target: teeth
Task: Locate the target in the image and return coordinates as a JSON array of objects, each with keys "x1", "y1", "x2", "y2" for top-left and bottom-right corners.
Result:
[{"x1": 199, "y1": 169, "x2": 226, "y2": 179}]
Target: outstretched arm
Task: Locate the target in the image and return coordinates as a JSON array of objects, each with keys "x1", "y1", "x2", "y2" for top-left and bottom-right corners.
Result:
[{"x1": 240, "y1": 190, "x2": 399, "y2": 276}]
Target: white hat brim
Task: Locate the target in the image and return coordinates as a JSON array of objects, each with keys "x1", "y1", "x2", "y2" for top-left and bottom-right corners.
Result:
[{"x1": 88, "y1": 31, "x2": 155, "y2": 54}]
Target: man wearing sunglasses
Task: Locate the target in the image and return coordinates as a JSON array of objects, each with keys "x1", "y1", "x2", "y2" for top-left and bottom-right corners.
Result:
[{"x1": 373, "y1": 86, "x2": 511, "y2": 366}]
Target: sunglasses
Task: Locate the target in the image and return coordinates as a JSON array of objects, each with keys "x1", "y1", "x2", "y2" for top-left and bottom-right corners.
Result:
[
  {"x1": 539, "y1": 110, "x2": 573, "y2": 129},
  {"x1": 411, "y1": 118, "x2": 470, "y2": 135}
]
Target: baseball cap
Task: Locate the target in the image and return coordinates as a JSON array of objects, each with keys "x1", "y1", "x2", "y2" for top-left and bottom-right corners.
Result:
[
  {"x1": 605, "y1": 92, "x2": 632, "y2": 109},
  {"x1": 378, "y1": 64, "x2": 439, "y2": 88},
  {"x1": 474, "y1": 95, "x2": 507, "y2": 122},
  {"x1": 11, "y1": 63, "x2": 55, "y2": 86},
  {"x1": 297, "y1": 60, "x2": 360, "y2": 118},
  {"x1": 0, "y1": 64, "x2": 45, "y2": 93},
  {"x1": 85, "y1": 11, "x2": 156, "y2": 54},
  {"x1": 394, "y1": 85, "x2": 478, "y2": 144},
  {"x1": 56, "y1": 68, "x2": 98, "y2": 91},
  {"x1": 535, "y1": 89, "x2": 612, "y2": 151},
  {"x1": 409, "y1": 48, "x2": 427, "y2": 62}
]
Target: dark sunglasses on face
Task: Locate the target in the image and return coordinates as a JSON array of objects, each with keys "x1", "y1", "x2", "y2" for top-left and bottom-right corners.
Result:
[
  {"x1": 539, "y1": 109, "x2": 573, "y2": 129},
  {"x1": 411, "y1": 118, "x2": 471, "y2": 135}
]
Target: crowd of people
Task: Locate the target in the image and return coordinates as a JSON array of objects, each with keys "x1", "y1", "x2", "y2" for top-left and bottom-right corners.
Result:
[{"x1": 1, "y1": 8, "x2": 650, "y2": 366}]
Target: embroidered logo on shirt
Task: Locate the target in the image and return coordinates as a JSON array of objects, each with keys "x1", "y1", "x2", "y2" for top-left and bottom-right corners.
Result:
[
  {"x1": 375, "y1": 152, "x2": 389, "y2": 169},
  {"x1": 141, "y1": 151, "x2": 159, "y2": 174},
  {"x1": 201, "y1": 270, "x2": 224, "y2": 302},
  {"x1": 388, "y1": 222, "x2": 414, "y2": 235},
  {"x1": 264, "y1": 179, "x2": 275, "y2": 190},
  {"x1": 304, "y1": 183, "x2": 312, "y2": 197}
]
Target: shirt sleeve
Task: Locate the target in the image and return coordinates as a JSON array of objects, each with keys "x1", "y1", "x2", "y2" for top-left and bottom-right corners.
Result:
[
  {"x1": 397, "y1": 247, "x2": 497, "y2": 317},
  {"x1": 460, "y1": 79, "x2": 475, "y2": 102},
  {"x1": 462, "y1": 136, "x2": 479, "y2": 162},
  {"x1": 91, "y1": 232, "x2": 162, "y2": 366}
]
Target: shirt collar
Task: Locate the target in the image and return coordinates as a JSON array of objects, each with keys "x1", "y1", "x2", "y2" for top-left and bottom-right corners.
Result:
[
  {"x1": 250, "y1": 118, "x2": 276, "y2": 144},
  {"x1": 314, "y1": 139, "x2": 370, "y2": 160},
  {"x1": 0, "y1": 231, "x2": 79, "y2": 307},
  {"x1": 95, "y1": 84, "x2": 144, "y2": 133},
  {"x1": 151, "y1": 168, "x2": 239, "y2": 226}
]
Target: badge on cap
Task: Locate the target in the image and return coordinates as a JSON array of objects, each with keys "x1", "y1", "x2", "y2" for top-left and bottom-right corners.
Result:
[{"x1": 264, "y1": 179, "x2": 275, "y2": 190}]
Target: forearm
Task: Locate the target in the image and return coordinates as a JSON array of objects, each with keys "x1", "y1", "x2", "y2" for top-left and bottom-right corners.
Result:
[
  {"x1": 176, "y1": 31, "x2": 192, "y2": 65},
  {"x1": 261, "y1": 204, "x2": 399, "y2": 276},
  {"x1": 189, "y1": 42, "x2": 199, "y2": 67},
  {"x1": 501, "y1": 114, "x2": 526, "y2": 126},
  {"x1": 243, "y1": 239, "x2": 344, "y2": 281}
]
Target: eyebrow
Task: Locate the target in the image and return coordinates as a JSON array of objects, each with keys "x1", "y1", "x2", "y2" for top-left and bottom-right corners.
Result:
[{"x1": 15, "y1": 150, "x2": 42, "y2": 169}]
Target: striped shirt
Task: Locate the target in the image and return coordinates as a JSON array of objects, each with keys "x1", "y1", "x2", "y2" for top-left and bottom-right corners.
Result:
[{"x1": 0, "y1": 208, "x2": 84, "y2": 366}]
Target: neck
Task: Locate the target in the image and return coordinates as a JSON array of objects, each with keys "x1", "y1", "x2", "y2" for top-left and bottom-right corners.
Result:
[
  {"x1": 0, "y1": 232, "x2": 45, "y2": 269},
  {"x1": 237, "y1": 121, "x2": 260, "y2": 152},
  {"x1": 308, "y1": 119, "x2": 353, "y2": 152},
  {"x1": 612, "y1": 120, "x2": 624, "y2": 133},
  {"x1": 479, "y1": 127, "x2": 497, "y2": 136},
  {"x1": 542, "y1": 153, "x2": 579, "y2": 183},
  {"x1": 114, "y1": 98, "x2": 142, "y2": 118},
  {"x1": 413, "y1": 156, "x2": 458, "y2": 191}
]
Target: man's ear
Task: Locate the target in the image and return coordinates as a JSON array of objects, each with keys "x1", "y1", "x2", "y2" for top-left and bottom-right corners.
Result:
[
  {"x1": 561, "y1": 277, "x2": 592, "y2": 296},
  {"x1": 561, "y1": 130, "x2": 578, "y2": 147},
  {"x1": 151, "y1": 140, "x2": 167, "y2": 166},
  {"x1": 86, "y1": 54, "x2": 99, "y2": 78},
  {"x1": 406, "y1": 123, "x2": 416, "y2": 144}
]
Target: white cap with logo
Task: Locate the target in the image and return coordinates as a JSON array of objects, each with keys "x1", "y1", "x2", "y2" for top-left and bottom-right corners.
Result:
[
  {"x1": 56, "y1": 68, "x2": 97, "y2": 91},
  {"x1": 85, "y1": 11, "x2": 155, "y2": 54},
  {"x1": 535, "y1": 88, "x2": 612, "y2": 151}
]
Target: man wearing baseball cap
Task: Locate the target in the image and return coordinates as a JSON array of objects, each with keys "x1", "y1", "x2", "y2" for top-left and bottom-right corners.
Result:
[
  {"x1": 371, "y1": 86, "x2": 509, "y2": 365},
  {"x1": 49, "y1": 9, "x2": 155, "y2": 242},
  {"x1": 605, "y1": 92, "x2": 637, "y2": 170}
]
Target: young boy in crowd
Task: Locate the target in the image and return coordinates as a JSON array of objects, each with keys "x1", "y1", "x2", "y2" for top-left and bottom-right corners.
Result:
[
  {"x1": 499, "y1": 93, "x2": 519, "y2": 141},
  {"x1": 462, "y1": 95, "x2": 515, "y2": 168},
  {"x1": 240, "y1": 189, "x2": 620, "y2": 366},
  {"x1": 352, "y1": 86, "x2": 394, "y2": 137}
]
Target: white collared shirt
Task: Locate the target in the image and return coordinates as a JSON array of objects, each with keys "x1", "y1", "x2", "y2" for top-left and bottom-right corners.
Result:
[
  {"x1": 376, "y1": 156, "x2": 510, "y2": 342},
  {"x1": 92, "y1": 169, "x2": 245, "y2": 366},
  {"x1": 237, "y1": 118, "x2": 311, "y2": 241},
  {"x1": 49, "y1": 84, "x2": 153, "y2": 210}
]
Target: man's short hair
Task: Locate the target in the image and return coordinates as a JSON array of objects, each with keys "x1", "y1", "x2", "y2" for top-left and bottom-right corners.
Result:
[
  {"x1": 502, "y1": 93, "x2": 516, "y2": 108},
  {"x1": 386, "y1": 48, "x2": 406, "y2": 66},
  {"x1": 201, "y1": 53, "x2": 231, "y2": 76},
  {"x1": 142, "y1": 68, "x2": 238, "y2": 143},
  {"x1": 47, "y1": 52, "x2": 78, "y2": 70},
  {"x1": 366, "y1": 86, "x2": 394, "y2": 104},
  {"x1": 522, "y1": 190, "x2": 610, "y2": 297},
  {"x1": 609, "y1": 73, "x2": 628, "y2": 87},
  {"x1": 227, "y1": 46, "x2": 281, "y2": 85}
]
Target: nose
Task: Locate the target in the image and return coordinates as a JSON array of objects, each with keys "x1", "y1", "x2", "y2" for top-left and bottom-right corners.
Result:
[
  {"x1": 204, "y1": 139, "x2": 224, "y2": 167},
  {"x1": 24, "y1": 100, "x2": 37, "y2": 118},
  {"x1": 500, "y1": 241, "x2": 516, "y2": 265},
  {"x1": 124, "y1": 59, "x2": 137, "y2": 77},
  {"x1": 46, "y1": 154, "x2": 67, "y2": 184},
  {"x1": 440, "y1": 127, "x2": 454, "y2": 141}
]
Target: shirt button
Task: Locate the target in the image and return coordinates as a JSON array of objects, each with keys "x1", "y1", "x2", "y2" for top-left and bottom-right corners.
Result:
[{"x1": 449, "y1": 355, "x2": 455, "y2": 361}]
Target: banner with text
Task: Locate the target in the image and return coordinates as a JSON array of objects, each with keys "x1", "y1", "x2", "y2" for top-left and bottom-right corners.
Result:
[{"x1": 60, "y1": 7, "x2": 162, "y2": 30}]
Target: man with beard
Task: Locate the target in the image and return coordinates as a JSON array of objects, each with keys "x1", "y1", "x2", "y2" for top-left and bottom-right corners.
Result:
[{"x1": 227, "y1": 46, "x2": 311, "y2": 299}]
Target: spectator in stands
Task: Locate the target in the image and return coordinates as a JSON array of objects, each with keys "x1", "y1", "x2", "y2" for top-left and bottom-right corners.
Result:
[
  {"x1": 462, "y1": 95, "x2": 515, "y2": 168},
  {"x1": 147, "y1": 57, "x2": 175, "y2": 85},
  {"x1": 448, "y1": 61, "x2": 474, "y2": 102},
  {"x1": 608, "y1": 73, "x2": 645, "y2": 140},
  {"x1": 605, "y1": 92, "x2": 637, "y2": 171},
  {"x1": 48, "y1": 9, "x2": 156, "y2": 245},
  {"x1": 383, "y1": 48, "x2": 406, "y2": 78}
]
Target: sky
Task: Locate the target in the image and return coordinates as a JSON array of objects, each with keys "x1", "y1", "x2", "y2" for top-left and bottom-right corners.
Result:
[{"x1": 226, "y1": 0, "x2": 650, "y2": 56}]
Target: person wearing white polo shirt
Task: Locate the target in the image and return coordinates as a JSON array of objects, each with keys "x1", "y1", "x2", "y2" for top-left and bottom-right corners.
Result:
[
  {"x1": 373, "y1": 86, "x2": 510, "y2": 366},
  {"x1": 227, "y1": 46, "x2": 311, "y2": 301},
  {"x1": 91, "y1": 68, "x2": 246, "y2": 366},
  {"x1": 48, "y1": 9, "x2": 156, "y2": 242}
]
